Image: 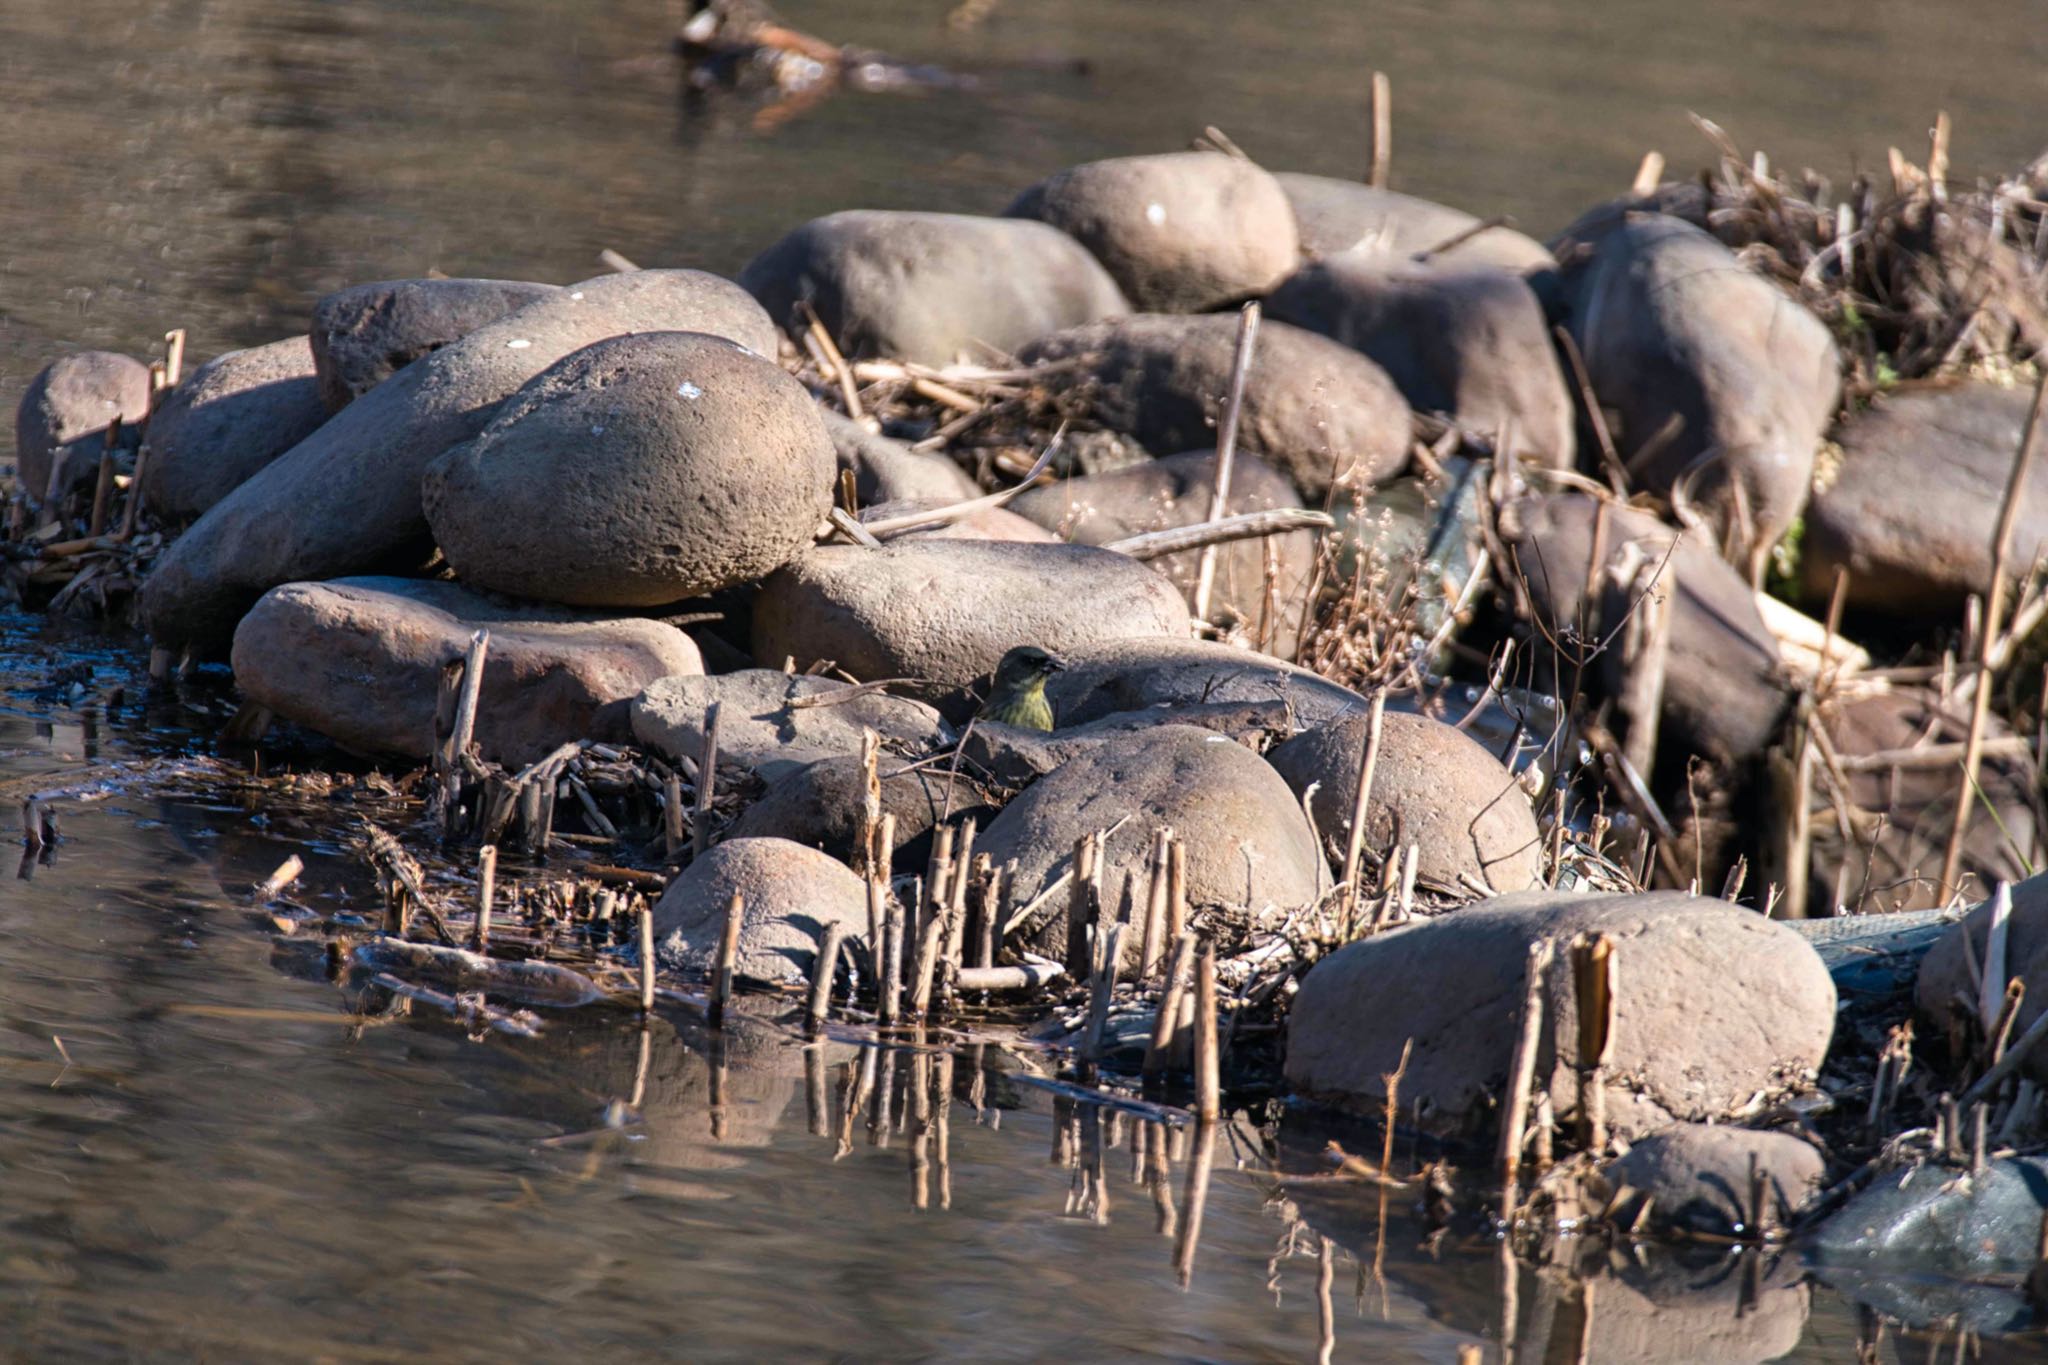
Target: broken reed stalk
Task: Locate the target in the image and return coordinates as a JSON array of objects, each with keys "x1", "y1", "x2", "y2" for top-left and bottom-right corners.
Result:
[
  {"x1": 1337, "y1": 692, "x2": 1390, "y2": 936},
  {"x1": 1193, "y1": 943, "x2": 1221, "y2": 1121},
  {"x1": 87, "y1": 428, "x2": 116, "y2": 538},
  {"x1": 1064, "y1": 832, "x2": 1102, "y2": 981},
  {"x1": 881, "y1": 903, "x2": 906, "y2": 1025},
  {"x1": 909, "y1": 901, "x2": 948, "y2": 1017},
  {"x1": 1499, "y1": 937, "x2": 1554, "y2": 1224},
  {"x1": 946, "y1": 817, "x2": 977, "y2": 964},
  {"x1": 638, "y1": 907, "x2": 656, "y2": 1015},
  {"x1": 1572, "y1": 933, "x2": 1618, "y2": 1152},
  {"x1": 1081, "y1": 924, "x2": 1127, "y2": 1062},
  {"x1": 1139, "y1": 827, "x2": 1172, "y2": 980},
  {"x1": 163, "y1": 328, "x2": 186, "y2": 388},
  {"x1": 1105, "y1": 508, "x2": 1333, "y2": 561},
  {"x1": 255, "y1": 854, "x2": 303, "y2": 900},
  {"x1": 709, "y1": 892, "x2": 745, "y2": 1028},
  {"x1": 472, "y1": 844, "x2": 497, "y2": 952},
  {"x1": 1166, "y1": 838, "x2": 1187, "y2": 945},
  {"x1": 693, "y1": 701, "x2": 722, "y2": 860},
  {"x1": 1367, "y1": 70, "x2": 1391, "y2": 189},
  {"x1": 115, "y1": 443, "x2": 148, "y2": 542},
  {"x1": 856, "y1": 728, "x2": 881, "y2": 880},
  {"x1": 662, "y1": 772, "x2": 684, "y2": 861},
  {"x1": 808, "y1": 922, "x2": 846, "y2": 1035},
  {"x1": 1962, "y1": 1001, "x2": 2048, "y2": 1108},
  {"x1": 1940, "y1": 371, "x2": 2048, "y2": 903},
  {"x1": 438, "y1": 629, "x2": 490, "y2": 828},
  {"x1": 1144, "y1": 932, "x2": 1199, "y2": 1079},
  {"x1": 1190, "y1": 301, "x2": 1261, "y2": 625}
]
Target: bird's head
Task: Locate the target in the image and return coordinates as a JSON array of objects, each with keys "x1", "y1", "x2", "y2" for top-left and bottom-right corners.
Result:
[{"x1": 990, "y1": 644, "x2": 1065, "y2": 694}]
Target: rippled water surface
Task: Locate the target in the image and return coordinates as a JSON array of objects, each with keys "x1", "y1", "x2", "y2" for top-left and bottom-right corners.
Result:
[{"x1": 5, "y1": 0, "x2": 2048, "y2": 1357}]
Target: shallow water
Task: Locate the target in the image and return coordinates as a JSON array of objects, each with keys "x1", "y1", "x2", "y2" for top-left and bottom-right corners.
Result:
[
  {"x1": 0, "y1": 626, "x2": 2037, "y2": 1359},
  {"x1": 6, "y1": 0, "x2": 2048, "y2": 1356}
]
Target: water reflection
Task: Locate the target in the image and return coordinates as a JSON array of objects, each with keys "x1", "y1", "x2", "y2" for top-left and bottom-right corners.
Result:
[{"x1": 12, "y1": 605, "x2": 2048, "y2": 1358}]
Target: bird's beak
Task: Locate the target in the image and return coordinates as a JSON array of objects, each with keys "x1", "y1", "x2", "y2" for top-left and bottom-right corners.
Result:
[{"x1": 1045, "y1": 654, "x2": 1068, "y2": 673}]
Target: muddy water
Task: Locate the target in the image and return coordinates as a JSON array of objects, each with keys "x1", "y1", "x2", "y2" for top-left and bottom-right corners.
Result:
[{"x1": 4, "y1": 0, "x2": 2048, "y2": 1356}]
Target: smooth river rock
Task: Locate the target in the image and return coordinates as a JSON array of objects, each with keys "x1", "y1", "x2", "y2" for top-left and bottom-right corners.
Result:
[
  {"x1": 976, "y1": 725, "x2": 1329, "y2": 963},
  {"x1": 13, "y1": 349, "x2": 153, "y2": 500},
  {"x1": 1800, "y1": 382, "x2": 2048, "y2": 621},
  {"x1": 1553, "y1": 212, "x2": 1840, "y2": 576},
  {"x1": 142, "y1": 269, "x2": 777, "y2": 654},
  {"x1": 423, "y1": 331, "x2": 834, "y2": 607},
  {"x1": 309, "y1": 276, "x2": 559, "y2": 410},
  {"x1": 1275, "y1": 173, "x2": 1554, "y2": 272},
  {"x1": 1286, "y1": 889, "x2": 1837, "y2": 1141},
  {"x1": 1009, "y1": 151, "x2": 1299, "y2": 313},
  {"x1": 751, "y1": 539, "x2": 1190, "y2": 688},
  {"x1": 1915, "y1": 873, "x2": 2048, "y2": 1081},
  {"x1": 229, "y1": 576, "x2": 702, "y2": 765},
  {"x1": 141, "y1": 337, "x2": 329, "y2": 523},
  {"x1": 631, "y1": 669, "x2": 950, "y2": 782},
  {"x1": 1266, "y1": 252, "x2": 1574, "y2": 468},
  {"x1": 1601, "y1": 1122, "x2": 1827, "y2": 1238},
  {"x1": 725, "y1": 753, "x2": 996, "y2": 868},
  {"x1": 651, "y1": 837, "x2": 870, "y2": 986},
  {"x1": 739, "y1": 209, "x2": 1127, "y2": 365},
  {"x1": 1018, "y1": 313, "x2": 1412, "y2": 499},
  {"x1": 1502, "y1": 494, "x2": 1791, "y2": 769},
  {"x1": 1046, "y1": 636, "x2": 1367, "y2": 731},
  {"x1": 1266, "y1": 707, "x2": 1545, "y2": 894}
]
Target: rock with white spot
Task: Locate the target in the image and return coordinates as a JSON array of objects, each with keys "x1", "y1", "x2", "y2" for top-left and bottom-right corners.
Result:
[
  {"x1": 423, "y1": 331, "x2": 834, "y2": 607},
  {"x1": 308, "y1": 277, "x2": 559, "y2": 410},
  {"x1": 142, "y1": 270, "x2": 776, "y2": 653}
]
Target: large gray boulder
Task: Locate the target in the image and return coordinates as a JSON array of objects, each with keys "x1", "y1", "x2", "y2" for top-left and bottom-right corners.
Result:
[
  {"x1": 423, "y1": 332, "x2": 834, "y2": 607},
  {"x1": 1266, "y1": 707, "x2": 1544, "y2": 894},
  {"x1": 1502, "y1": 494, "x2": 1791, "y2": 768},
  {"x1": 14, "y1": 350, "x2": 152, "y2": 500},
  {"x1": 1008, "y1": 151, "x2": 1299, "y2": 313},
  {"x1": 1007, "y1": 450, "x2": 1314, "y2": 652},
  {"x1": 724, "y1": 753, "x2": 995, "y2": 867},
  {"x1": 1017, "y1": 314, "x2": 1411, "y2": 499},
  {"x1": 751, "y1": 540, "x2": 1190, "y2": 688},
  {"x1": 229, "y1": 576, "x2": 702, "y2": 766},
  {"x1": 631, "y1": 669, "x2": 950, "y2": 783},
  {"x1": 651, "y1": 837, "x2": 870, "y2": 986},
  {"x1": 140, "y1": 337, "x2": 329, "y2": 523},
  {"x1": 1553, "y1": 212, "x2": 1840, "y2": 576},
  {"x1": 739, "y1": 210, "x2": 1127, "y2": 365},
  {"x1": 309, "y1": 276, "x2": 559, "y2": 411},
  {"x1": 1811, "y1": 1154, "x2": 2048, "y2": 1286},
  {"x1": 1916, "y1": 873, "x2": 2048, "y2": 1081},
  {"x1": 1275, "y1": 173, "x2": 1554, "y2": 273},
  {"x1": 1266, "y1": 253, "x2": 1574, "y2": 468},
  {"x1": 1601, "y1": 1123, "x2": 1826, "y2": 1237},
  {"x1": 1286, "y1": 890, "x2": 1836, "y2": 1141},
  {"x1": 141, "y1": 270, "x2": 776, "y2": 654},
  {"x1": 975, "y1": 726, "x2": 1329, "y2": 962},
  {"x1": 1046, "y1": 636, "x2": 1366, "y2": 730},
  {"x1": 1801, "y1": 382, "x2": 2048, "y2": 621}
]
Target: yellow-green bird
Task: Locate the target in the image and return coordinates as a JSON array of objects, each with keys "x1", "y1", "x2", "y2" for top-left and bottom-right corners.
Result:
[{"x1": 977, "y1": 645, "x2": 1065, "y2": 731}]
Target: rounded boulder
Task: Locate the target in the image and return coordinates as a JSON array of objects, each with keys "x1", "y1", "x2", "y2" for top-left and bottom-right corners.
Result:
[
  {"x1": 1267, "y1": 707, "x2": 1544, "y2": 894},
  {"x1": 1285, "y1": 889, "x2": 1837, "y2": 1141},
  {"x1": 309, "y1": 276, "x2": 560, "y2": 410},
  {"x1": 230, "y1": 576, "x2": 702, "y2": 766},
  {"x1": 141, "y1": 337, "x2": 330, "y2": 522},
  {"x1": 1009, "y1": 152, "x2": 1299, "y2": 313},
  {"x1": 976, "y1": 725, "x2": 1329, "y2": 962},
  {"x1": 751, "y1": 540, "x2": 1189, "y2": 688},
  {"x1": 423, "y1": 331, "x2": 835, "y2": 608},
  {"x1": 739, "y1": 210, "x2": 1127, "y2": 365},
  {"x1": 1046, "y1": 636, "x2": 1366, "y2": 731},
  {"x1": 630, "y1": 669, "x2": 950, "y2": 782},
  {"x1": 651, "y1": 837, "x2": 870, "y2": 986},
  {"x1": 14, "y1": 350, "x2": 153, "y2": 500},
  {"x1": 1017, "y1": 314, "x2": 1410, "y2": 499}
]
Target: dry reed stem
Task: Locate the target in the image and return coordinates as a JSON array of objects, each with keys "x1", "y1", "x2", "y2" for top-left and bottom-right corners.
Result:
[
  {"x1": 1191, "y1": 302, "x2": 1261, "y2": 624},
  {"x1": 808, "y1": 922, "x2": 846, "y2": 1034},
  {"x1": 1337, "y1": 692, "x2": 1389, "y2": 935},
  {"x1": 709, "y1": 891, "x2": 745, "y2": 1027},
  {"x1": 693, "y1": 701, "x2": 722, "y2": 860},
  {"x1": 1499, "y1": 937, "x2": 1554, "y2": 1223}
]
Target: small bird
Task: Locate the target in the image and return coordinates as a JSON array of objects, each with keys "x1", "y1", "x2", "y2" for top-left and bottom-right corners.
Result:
[{"x1": 977, "y1": 646, "x2": 1065, "y2": 731}]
